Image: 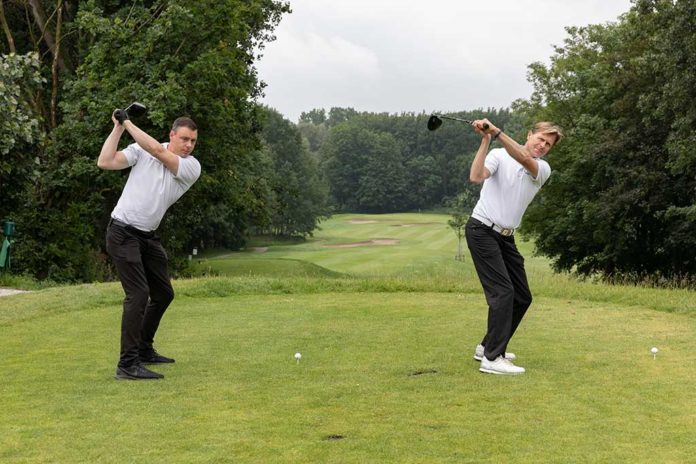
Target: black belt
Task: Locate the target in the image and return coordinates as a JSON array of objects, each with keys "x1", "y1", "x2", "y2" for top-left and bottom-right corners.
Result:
[{"x1": 109, "y1": 218, "x2": 155, "y2": 238}]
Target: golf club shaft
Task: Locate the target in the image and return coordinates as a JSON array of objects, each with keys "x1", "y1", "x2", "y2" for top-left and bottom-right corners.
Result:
[{"x1": 436, "y1": 115, "x2": 489, "y2": 130}]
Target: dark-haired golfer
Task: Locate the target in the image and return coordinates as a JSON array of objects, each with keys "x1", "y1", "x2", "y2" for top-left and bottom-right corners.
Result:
[
  {"x1": 98, "y1": 114, "x2": 201, "y2": 380},
  {"x1": 467, "y1": 119, "x2": 563, "y2": 375}
]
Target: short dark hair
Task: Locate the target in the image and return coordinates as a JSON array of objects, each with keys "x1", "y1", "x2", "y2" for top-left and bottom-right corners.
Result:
[{"x1": 172, "y1": 117, "x2": 197, "y2": 132}]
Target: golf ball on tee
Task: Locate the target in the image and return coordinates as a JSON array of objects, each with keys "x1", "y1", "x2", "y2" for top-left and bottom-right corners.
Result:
[
  {"x1": 651, "y1": 347, "x2": 658, "y2": 354},
  {"x1": 294, "y1": 352, "x2": 302, "y2": 360}
]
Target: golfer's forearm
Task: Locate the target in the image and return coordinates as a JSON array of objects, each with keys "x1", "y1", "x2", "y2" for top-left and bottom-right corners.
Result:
[
  {"x1": 97, "y1": 126, "x2": 125, "y2": 169},
  {"x1": 498, "y1": 133, "x2": 537, "y2": 173},
  {"x1": 123, "y1": 121, "x2": 164, "y2": 158},
  {"x1": 469, "y1": 139, "x2": 490, "y2": 184},
  {"x1": 123, "y1": 121, "x2": 179, "y2": 173}
]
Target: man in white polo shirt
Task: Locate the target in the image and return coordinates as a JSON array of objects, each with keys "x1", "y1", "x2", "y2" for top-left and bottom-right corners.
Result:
[
  {"x1": 466, "y1": 119, "x2": 563, "y2": 375},
  {"x1": 98, "y1": 112, "x2": 201, "y2": 380}
]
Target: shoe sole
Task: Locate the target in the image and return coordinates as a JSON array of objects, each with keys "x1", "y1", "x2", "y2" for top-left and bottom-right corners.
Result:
[
  {"x1": 140, "y1": 360, "x2": 175, "y2": 365},
  {"x1": 479, "y1": 367, "x2": 524, "y2": 375},
  {"x1": 114, "y1": 374, "x2": 163, "y2": 380},
  {"x1": 473, "y1": 354, "x2": 517, "y2": 362},
  {"x1": 114, "y1": 370, "x2": 164, "y2": 380}
]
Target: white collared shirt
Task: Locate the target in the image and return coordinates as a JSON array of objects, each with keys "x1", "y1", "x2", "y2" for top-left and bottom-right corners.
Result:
[
  {"x1": 111, "y1": 142, "x2": 201, "y2": 231},
  {"x1": 471, "y1": 148, "x2": 551, "y2": 229}
]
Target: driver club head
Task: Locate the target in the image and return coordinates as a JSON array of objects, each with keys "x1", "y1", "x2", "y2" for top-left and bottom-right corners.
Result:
[
  {"x1": 125, "y1": 102, "x2": 147, "y2": 117},
  {"x1": 427, "y1": 113, "x2": 489, "y2": 131},
  {"x1": 427, "y1": 115, "x2": 443, "y2": 131}
]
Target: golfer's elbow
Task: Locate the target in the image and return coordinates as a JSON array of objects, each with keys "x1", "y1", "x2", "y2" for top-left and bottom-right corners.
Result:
[
  {"x1": 97, "y1": 157, "x2": 110, "y2": 170},
  {"x1": 469, "y1": 165, "x2": 489, "y2": 184},
  {"x1": 149, "y1": 143, "x2": 168, "y2": 160},
  {"x1": 469, "y1": 171, "x2": 486, "y2": 184},
  {"x1": 98, "y1": 152, "x2": 126, "y2": 170}
]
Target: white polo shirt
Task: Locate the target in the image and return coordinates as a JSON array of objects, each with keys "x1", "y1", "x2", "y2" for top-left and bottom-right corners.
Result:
[
  {"x1": 111, "y1": 142, "x2": 201, "y2": 231},
  {"x1": 471, "y1": 148, "x2": 551, "y2": 229}
]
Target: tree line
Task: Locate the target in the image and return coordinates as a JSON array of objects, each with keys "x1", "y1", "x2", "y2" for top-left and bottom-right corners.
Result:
[{"x1": 296, "y1": 107, "x2": 522, "y2": 214}]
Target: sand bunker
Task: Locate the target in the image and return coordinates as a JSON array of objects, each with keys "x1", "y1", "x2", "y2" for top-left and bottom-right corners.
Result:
[
  {"x1": 0, "y1": 288, "x2": 29, "y2": 297},
  {"x1": 392, "y1": 222, "x2": 441, "y2": 227},
  {"x1": 253, "y1": 247, "x2": 269, "y2": 253},
  {"x1": 324, "y1": 239, "x2": 399, "y2": 248},
  {"x1": 348, "y1": 219, "x2": 378, "y2": 224}
]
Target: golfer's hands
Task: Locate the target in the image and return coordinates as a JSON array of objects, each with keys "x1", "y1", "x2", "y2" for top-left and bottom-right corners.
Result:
[
  {"x1": 473, "y1": 119, "x2": 498, "y2": 136},
  {"x1": 111, "y1": 111, "x2": 126, "y2": 131},
  {"x1": 112, "y1": 109, "x2": 129, "y2": 125}
]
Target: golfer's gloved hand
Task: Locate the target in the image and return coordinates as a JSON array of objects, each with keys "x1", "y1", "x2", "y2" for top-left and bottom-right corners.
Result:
[{"x1": 113, "y1": 109, "x2": 129, "y2": 124}]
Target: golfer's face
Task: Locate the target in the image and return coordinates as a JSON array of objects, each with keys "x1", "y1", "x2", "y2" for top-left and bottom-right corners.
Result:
[
  {"x1": 526, "y1": 132, "x2": 555, "y2": 158},
  {"x1": 169, "y1": 127, "x2": 198, "y2": 156}
]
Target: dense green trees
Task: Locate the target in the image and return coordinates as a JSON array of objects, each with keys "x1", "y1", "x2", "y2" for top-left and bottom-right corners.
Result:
[
  {"x1": 309, "y1": 108, "x2": 516, "y2": 213},
  {"x1": 0, "y1": 0, "x2": 316, "y2": 282},
  {"x1": 259, "y1": 107, "x2": 330, "y2": 236},
  {"x1": 521, "y1": 0, "x2": 696, "y2": 283},
  {"x1": 0, "y1": 52, "x2": 43, "y2": 217}
]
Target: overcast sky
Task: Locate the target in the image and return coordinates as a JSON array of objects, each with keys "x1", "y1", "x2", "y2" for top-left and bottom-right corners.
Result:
[{"x1": 256, "y1": 0, "x2": 633, "y2": 122}]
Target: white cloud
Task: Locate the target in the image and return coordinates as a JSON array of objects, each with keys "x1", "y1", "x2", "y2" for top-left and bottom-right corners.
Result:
[
  {"x1": 257, "y1": 0, "x2": 633, "y2": 121},
  {"x1": 266, "y1": 31, "x2": 381, "y2": 80}
]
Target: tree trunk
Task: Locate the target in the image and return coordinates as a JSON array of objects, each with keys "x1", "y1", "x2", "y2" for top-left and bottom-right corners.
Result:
[
  {"x1": 0, "y1": 0, "x2": 16, "y2": 53},
  {"x1": 27, "y1": 0, "x2": 66, "y2": 73},
  {"x1": 50, "y1": 1, "x2": 63, "y2": 128}
]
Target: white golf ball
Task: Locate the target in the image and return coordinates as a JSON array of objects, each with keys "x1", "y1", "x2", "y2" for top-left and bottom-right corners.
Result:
[
  {"x1": 651, "y1": 347, "x2": 658, "y2": 354},
  {"x1": 294, "y1": 352, "x2": 302, "y2": 360}
]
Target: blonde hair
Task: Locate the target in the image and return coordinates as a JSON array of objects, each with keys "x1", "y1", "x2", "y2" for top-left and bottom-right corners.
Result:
[{"x1": 532, "y1": 121, "x2": 563, "y2": 145}]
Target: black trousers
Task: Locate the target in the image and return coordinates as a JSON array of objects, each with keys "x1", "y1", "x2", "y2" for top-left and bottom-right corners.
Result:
[
  {"x1": 465, "y1": 218, "x2": 532, "y2": 361},
  {"x1": 106, "y1": 222, "x2": 174, "y2": 368}
]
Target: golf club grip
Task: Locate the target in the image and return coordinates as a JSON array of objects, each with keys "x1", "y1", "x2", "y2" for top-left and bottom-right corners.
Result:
[{"x1": 464, "y1": 119, "x2": 489, "y2": 130}]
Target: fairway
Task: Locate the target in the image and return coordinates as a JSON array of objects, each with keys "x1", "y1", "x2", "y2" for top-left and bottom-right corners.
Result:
[{"x1": 1, "y1": 214, "x2": 694, "y2": 463}]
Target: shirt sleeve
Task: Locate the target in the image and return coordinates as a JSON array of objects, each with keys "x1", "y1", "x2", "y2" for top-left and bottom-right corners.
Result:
[
  {"x1": 121, "y1": 143, "x2": 143, "y2": 167},
  {"x1": 531, "y1": 159, "x2": 552, "y2": 185},
  {"x1": 484, "y1": 148, "x2": 502, "y2": 176},
  {"x1": 175, "y1": 156, "x2": 202, "y2": 187}
]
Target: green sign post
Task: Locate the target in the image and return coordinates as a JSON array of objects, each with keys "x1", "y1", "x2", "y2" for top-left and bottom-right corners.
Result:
[{"x1": 0, "y1": 220, "x2": 15, "y2": 271}]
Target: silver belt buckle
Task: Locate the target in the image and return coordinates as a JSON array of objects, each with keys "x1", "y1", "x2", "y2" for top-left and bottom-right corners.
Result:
[{"x1": 499, "y1": 227, "x2": 514, "y2": 237}]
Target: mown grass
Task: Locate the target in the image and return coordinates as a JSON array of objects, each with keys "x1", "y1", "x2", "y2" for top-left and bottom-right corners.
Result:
[
  {"x1": 1, "y1": 213, "x2": 694, "y2": 463},
  {"x1": 189, "y1": 213, "x2": 695, "y2": 316}
]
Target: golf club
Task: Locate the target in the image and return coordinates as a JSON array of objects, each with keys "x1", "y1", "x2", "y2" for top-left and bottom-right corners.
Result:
[
  {"x1": 114, "y1": 102, "x2": 148, "y2": 124},
  {"x1": 427, "y1": 114, "x2": 488, "y2": 131},
  {"x1": 125, "y1": 102, "x2": 147, "y2": 117}
]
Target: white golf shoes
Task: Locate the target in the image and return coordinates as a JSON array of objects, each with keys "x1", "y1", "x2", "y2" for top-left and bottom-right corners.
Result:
[
  {"x1": 473, "y1": 344, "x2": 516, "y2": 362},
  {"x1": 479, "y1": 355, "x2": 526, "y2": 375}
]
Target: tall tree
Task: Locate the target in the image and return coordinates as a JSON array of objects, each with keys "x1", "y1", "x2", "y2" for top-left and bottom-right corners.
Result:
[
  {"x1": 260, "y1": 107, "x2": 329, "y2": 236},
  {"x1": 320, "y1": 122, "x2": 371, "y2": 212},
  {"x1": 1, "y1": 0, "x2": 290, "y2": 281},
  {"x1": 0, "y1": 52, "x2": 43, "y2": 215},
  {"x1": 521, "y1": 0, "x2": 696, "y2": 283},
  {"x1": 355, "y1": 131, "x2": 406, "y2": 213}
]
